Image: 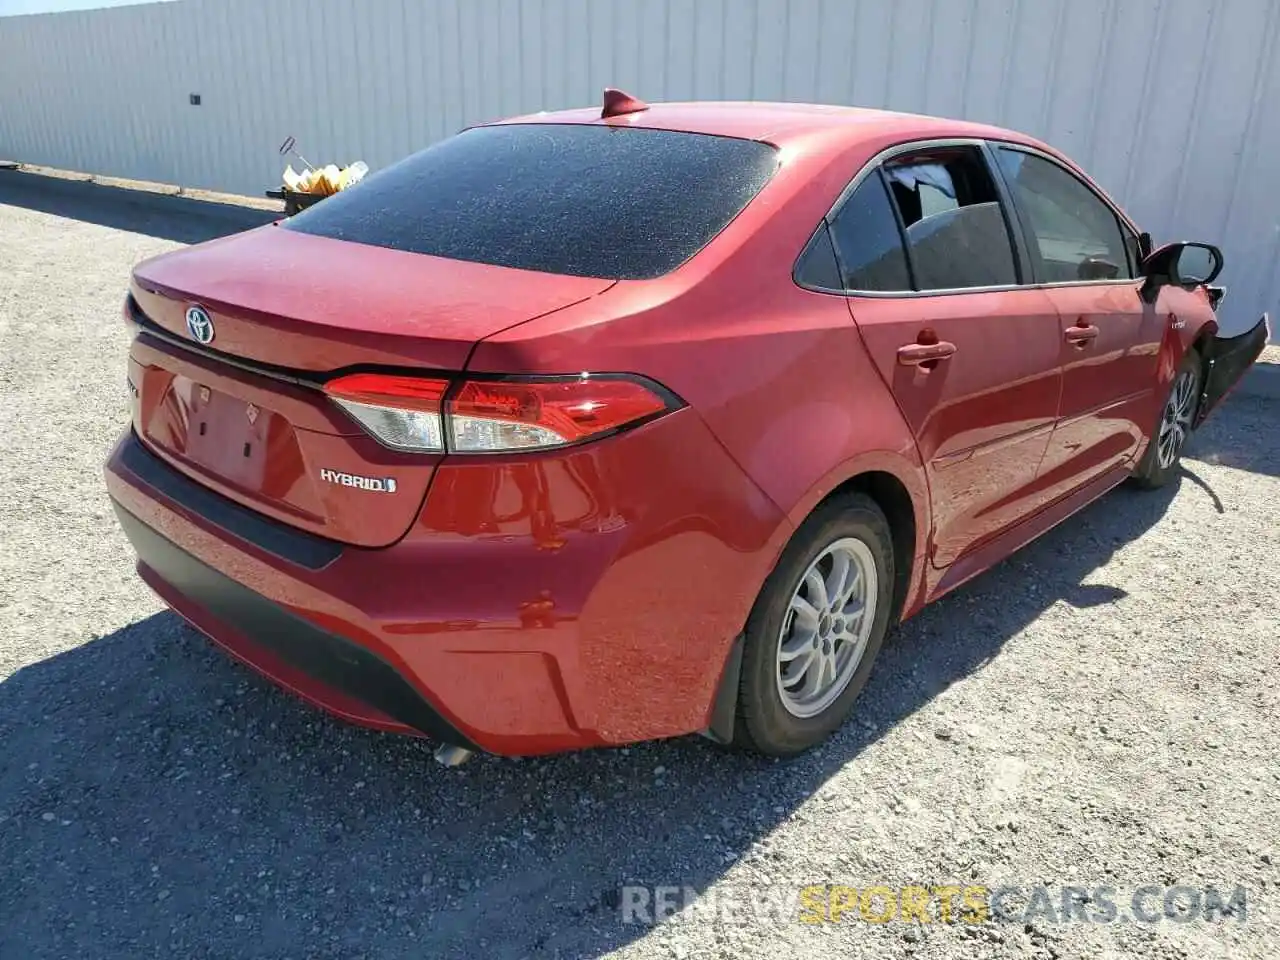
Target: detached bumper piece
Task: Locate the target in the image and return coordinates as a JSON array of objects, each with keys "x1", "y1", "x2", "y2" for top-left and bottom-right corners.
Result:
[
  {"x1": 1197, "y1": 313, "x2": 1270, "y2": 425},
  {"x1": 111, "y1": 502, "x2": 477, "y2": 750}
]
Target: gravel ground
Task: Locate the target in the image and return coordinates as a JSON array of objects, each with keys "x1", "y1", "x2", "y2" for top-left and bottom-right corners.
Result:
[{"x1": 1, "y1": 171, "x2": 1277, "y2": 960}]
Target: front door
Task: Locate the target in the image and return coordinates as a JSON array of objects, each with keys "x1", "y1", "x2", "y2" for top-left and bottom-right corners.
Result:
[
  {"x1": 828, "y1": 144, "x2": 1063, "y2": 568},
  {"x1": 990, "y1": 145, "x2": 1161, "y2": 501},
  {"x1": 1039, "y1": 282, "x2": 1163, "y2": 498}
]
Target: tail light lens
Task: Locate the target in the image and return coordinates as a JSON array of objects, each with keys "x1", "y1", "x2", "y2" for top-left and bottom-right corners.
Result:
[
  {"x1": 324, "y1": 373, "x2": 678, "y2": 454},
  {"x1": 324, "y1": 373, "x2": 450, "y2": 452},
  {"x1": 448, "y1": 378, "x2": 672, "y2": 451}
]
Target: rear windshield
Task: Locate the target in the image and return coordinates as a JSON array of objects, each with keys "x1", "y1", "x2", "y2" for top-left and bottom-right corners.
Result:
[{"x1": 282, "y1": 124, "x2": 778, "y2": 280}]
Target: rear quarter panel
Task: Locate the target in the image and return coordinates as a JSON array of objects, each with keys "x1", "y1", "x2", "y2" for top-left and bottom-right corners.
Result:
[{"x1": 469, "y1": 128, "x2": 933, "y2": 620}]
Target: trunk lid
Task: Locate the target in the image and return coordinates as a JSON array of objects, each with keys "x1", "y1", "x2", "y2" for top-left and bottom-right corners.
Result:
[
  {"x1": 131, "y1": 225, "x2": 613, "y2": 371},
  {"x1": 128, "y1": 227, "x2": 613, "y2": 548}
]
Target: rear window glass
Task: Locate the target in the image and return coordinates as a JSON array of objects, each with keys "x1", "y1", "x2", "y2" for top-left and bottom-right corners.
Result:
[{"x1": 283, "y1": 124, "x2": 779, "y2": 280}]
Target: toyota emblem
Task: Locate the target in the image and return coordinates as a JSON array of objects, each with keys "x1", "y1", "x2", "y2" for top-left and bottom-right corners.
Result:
[{"x1": 185, "y1": 305, "x2": 215, "y2": 344}]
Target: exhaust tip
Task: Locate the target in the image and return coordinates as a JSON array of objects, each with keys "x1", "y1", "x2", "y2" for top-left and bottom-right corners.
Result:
[{"x1": 433, "y1": 744, "x2": 474, "y2": 767}]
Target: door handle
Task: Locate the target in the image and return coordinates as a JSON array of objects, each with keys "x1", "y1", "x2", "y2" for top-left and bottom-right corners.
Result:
[
  {"x1": 1064, "y1": 323, "x2": 1099, "y2": 347},
  {"x1": 897, "y1": 341, "x2": 957, "y2": 366}
]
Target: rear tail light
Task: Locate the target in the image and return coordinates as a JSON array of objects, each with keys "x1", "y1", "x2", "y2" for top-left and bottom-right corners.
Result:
[
  {"x1": 448, "y1": 378, "x2": 672, "y2": 452},
  {"x1": 324, "y1": 373, "x2": 450, "y2": 452},
  {"x1": 323, "y1": 373, "x2": 678, "y2": 453}
]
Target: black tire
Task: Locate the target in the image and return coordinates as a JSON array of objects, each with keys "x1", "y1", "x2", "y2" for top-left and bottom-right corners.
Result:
[
  {"x1": 1131, "y1": 349, "x2": 1201, "y2": 489},
  {"x1": 734, "y1": 492, "x2": 895, "y2": 757}
]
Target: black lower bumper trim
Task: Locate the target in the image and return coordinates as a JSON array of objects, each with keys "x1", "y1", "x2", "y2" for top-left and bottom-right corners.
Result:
[
  {"x1": 112, "y1": 501, "x2": 475, "y2": 749},
  {"x1": 119, "y1": 431, "x2": 342, "y2": 570}
]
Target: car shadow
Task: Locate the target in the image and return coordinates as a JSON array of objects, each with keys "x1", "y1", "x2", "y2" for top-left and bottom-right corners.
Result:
[
  {"x1": 0, "y1": 399, "x2": 1264, "y2": 959},
  {"x1": 0, "y1": 170, "x2": 277, "y2": 244},
  {"x1": 1190, "y1": 364, "x2": 1280, "y2": 479}
]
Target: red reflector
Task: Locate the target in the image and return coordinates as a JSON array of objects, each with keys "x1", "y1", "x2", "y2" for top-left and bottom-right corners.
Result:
[
  {"x1": 323, "y1": 373, "x2": 449, "y2": 412},
  {"x1": 449, "y1": 378, "x2": 670, "y2": 447}
]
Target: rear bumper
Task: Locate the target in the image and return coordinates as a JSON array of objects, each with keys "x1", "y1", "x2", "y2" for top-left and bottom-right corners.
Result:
[
  {"x1": 105, "y1": 417, "x2": 788, "y2": 755},
  {"x1": 114, "y1": 500, "x2": 476, "y2": 748}
]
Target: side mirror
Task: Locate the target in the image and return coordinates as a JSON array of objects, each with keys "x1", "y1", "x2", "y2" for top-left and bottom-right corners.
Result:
[{"x1": 1139, "y1": 241, "x2": 1224, "y2": 303}]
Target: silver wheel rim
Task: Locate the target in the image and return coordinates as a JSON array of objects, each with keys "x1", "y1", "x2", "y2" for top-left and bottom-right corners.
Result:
[
  {"x1": 775, "y1": 537, "x2": 878, "y2": 719},
  {"x1": 1157, "y1": 369, "x2": 1197, "y2": 469}
]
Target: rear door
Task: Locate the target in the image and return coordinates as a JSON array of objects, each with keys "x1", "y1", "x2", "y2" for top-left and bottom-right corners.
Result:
[
  {"x1": 990, "y1": 145, "x2": 1161, "y2": 500},
  {"x1": 834, "y1": 143, "x2": 1063, "y2": 568}
]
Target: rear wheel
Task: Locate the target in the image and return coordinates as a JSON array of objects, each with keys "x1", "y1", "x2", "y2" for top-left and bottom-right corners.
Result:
[
  {"x1": 734, "y1": 493, "x2": 895, "y2": 756},
  {"x1": 1131, "y1": 350, "x2": 1201, "y2": 489}
]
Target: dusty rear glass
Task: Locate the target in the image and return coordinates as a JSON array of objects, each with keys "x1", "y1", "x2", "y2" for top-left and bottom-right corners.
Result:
[{"x1": 282, "y1": 124, "x2": 779, "y2": 280}]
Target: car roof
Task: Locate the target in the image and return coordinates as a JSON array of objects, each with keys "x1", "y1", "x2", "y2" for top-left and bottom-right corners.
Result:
[{"x1": 492, "y1": 100, "x2": 1040, "y2": 151}]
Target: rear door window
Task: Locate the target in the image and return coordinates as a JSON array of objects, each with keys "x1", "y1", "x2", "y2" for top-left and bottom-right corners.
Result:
[
  {"x1": 882, "y1": 147, "x2": 1020, "y2": 290},
  {"x1": 826, "y1": 173, "x2": 913, "y2": 292},
  {"x1": 993, "y1": 147, "x2": 1132, "y2": 283},
  {"x1": 284, "y1": 124, "x2": 779, "y2": 280}
]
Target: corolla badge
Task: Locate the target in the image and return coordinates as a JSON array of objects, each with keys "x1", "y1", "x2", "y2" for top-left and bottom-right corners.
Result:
[{"x1": 185, "y1": 305, "x2": 215, "y2": 344}]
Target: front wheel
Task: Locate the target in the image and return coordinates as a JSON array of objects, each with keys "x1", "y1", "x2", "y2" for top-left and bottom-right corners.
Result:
[
  {"x1": 734, "y1": 493, "x2": 895, "y2": 756},
  {"x1": 1131, "y1": 350, "x2": 1201, "y2": 489}
]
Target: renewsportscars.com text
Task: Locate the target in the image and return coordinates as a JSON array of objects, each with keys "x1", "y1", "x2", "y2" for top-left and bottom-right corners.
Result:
[{"x1": 619, "y1": 883, "x2": 1248, "y2": 926}]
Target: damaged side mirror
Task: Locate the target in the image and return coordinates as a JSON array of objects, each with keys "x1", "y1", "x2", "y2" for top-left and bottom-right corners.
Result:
[{"x1": 1140, "y1": 241, "x2": 1224, "y2": 304}]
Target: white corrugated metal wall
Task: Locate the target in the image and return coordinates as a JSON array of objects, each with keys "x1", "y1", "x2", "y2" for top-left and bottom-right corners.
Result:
[{"x1": 1, "y1": 0, "x2": 1276, "y2": 334}]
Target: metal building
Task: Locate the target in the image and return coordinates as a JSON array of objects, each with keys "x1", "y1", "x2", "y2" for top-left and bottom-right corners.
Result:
[{"x1": 0, "y1": 0, "x2": 1276, "y2": 334}]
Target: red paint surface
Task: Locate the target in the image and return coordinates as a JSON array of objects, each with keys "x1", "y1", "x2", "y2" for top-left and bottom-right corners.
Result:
[
  {"x1": 131, "y1": 227, "x2": 614, "y2": 371},
  {"x1": 107, "y1": 408, "x2": 786, "y2": 754},
  {"x1": 106, "y1": 102, "x2": 1227, "y2": 755},
  {"x1": 850, "y1": 288, "x2": 1063, "y2": 568}
]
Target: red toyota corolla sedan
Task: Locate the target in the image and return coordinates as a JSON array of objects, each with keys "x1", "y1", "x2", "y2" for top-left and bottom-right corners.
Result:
[{"x1": 105, "y1": 93, "x2": 1268, "y2": 762}]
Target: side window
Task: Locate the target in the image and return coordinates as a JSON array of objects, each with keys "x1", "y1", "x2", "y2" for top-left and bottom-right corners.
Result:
[
  {"x1": 793, "y1": 224, "x2": 843, "y2": 290},
  {"x1": 882, "y1": 148, "x2": 1019, "y2": 290},
  {"x1": 994, "y1": 148, "x2": 1132, "y2": 283},
  {"x1": 826, "y1": 173, "x2": 912, "y2": 291}
]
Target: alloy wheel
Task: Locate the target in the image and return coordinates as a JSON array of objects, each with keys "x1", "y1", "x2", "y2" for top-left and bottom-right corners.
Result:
[
  {"x1": 775, "y1": 537, "x2": 878, "y2": 719},
  {"x1": 1157, "y1": 369, "x2": 1198, "y2": 469}
]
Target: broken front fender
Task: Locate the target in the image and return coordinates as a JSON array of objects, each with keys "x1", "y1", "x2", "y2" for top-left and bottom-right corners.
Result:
[{"x1": 1196, "y1": 313, "x2": 1271, "y2": 426}]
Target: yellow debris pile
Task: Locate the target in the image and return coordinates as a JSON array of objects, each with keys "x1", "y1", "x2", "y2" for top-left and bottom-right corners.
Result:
[{"x1": 282, "y1": 161, "x2": 368, "y2": 196}]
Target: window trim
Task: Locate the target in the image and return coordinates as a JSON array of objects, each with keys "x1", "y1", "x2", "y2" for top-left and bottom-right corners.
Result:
[
  {"x1": 978, "y1": 141, "x2": 1036, "y2": 286},
  {"x1": 793, "y1": 136, "x2": 1146, "y2": 300},
  {"x1": 878, "y1": 167, "x2": 919, "y2": 291}
]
